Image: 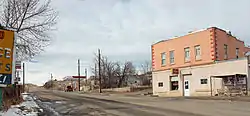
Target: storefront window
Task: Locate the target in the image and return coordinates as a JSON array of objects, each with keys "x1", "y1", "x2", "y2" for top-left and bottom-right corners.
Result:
[
  {"x1": 171, "y1": 81, "x2": 179, "y2": 90},
  {"x1": 170, "y1": 76, "x2": 179, "y2": 90}
]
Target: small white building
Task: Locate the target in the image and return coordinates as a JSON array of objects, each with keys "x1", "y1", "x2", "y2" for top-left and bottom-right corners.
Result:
[{"x1": 153, "y1": 56, "x2": 250, "y2": 97}]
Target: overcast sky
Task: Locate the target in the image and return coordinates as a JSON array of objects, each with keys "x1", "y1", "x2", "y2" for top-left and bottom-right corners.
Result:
[{"x1": 25, "y1": 0, "x2": 250, "y2": 85}]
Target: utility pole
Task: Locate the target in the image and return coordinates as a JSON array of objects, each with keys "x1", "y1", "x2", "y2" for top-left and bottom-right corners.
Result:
[
  {"x1": 94, "y1": 64, "x2": 97, "y2": 85},
  {"x1": 22, "y1": 63, "x2": 25, "y2": 92},
  {"x1": 51, "y1": 73, "x2": 53, "y2": 89},
  {"x1": 78, "y1": 59, "x2": 81, "y2": 91},
  {"x1": 85, "y1": 68, "x2": 87, "y2": 85},
  {"x1": 98, "y1": 49, "x2": 102, "y2": 93}
]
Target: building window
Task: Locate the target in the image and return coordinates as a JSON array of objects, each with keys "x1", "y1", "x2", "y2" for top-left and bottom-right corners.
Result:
[
  {"x1": 224, "y1": 44, "x2": 228, "y2": 59},
  {"x1": 158, "y1": 82, "x2": 163, "y2": 87},
  {"x1": 236, "y1": 48, "x2": 239, "y2": 59},
  {"x1": 195, "y1": 45, "x2": 201, "y2": 60},
  {"x1": 169, "y1": 50, "x2": 174, "y2": 64},
  {"x1": 161, "y1": 52, "x2": 166, "y2": 66},
  {"x1": 200, "y1": 79, "x2": 208, "y2": 84},
  {"x1": 170, "y1": 76, "x2": 179, "y2": 90},
  {"x1": 184, "y1": 47, "x2": 190, "y2": 62}
]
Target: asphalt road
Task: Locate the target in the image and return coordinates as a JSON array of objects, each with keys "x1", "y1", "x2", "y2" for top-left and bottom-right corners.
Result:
[{"x1": 31, "y1": 88, "x2": 250, "y2": 116}]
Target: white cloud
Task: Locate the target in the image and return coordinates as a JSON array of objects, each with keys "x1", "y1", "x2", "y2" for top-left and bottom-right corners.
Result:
[{"x1": 25, "y1": 0, "x2": 250, "y2": 85}]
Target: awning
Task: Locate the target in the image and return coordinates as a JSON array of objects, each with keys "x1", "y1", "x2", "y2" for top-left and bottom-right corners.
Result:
[
  {"x1": 211, "y1": 73, "x2": 247, "y2": 78},
  {"x1": 170, "y1": 76, "x2": 179, "y2": 81}
]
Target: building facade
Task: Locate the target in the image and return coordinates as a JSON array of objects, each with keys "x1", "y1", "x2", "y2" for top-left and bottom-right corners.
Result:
[{"x1": 152, "y1": 27, "x2": 250, "y2": 97}]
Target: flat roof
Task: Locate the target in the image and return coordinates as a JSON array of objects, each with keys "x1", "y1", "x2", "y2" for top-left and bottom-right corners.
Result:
[{"x1": 152, "y1": 27, "x2": 244, "y2": 46}]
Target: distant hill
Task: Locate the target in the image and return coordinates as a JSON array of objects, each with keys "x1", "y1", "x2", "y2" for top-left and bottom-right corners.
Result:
[{"x1": 25, "y1": 83, "x2": 38, "y2": 87}]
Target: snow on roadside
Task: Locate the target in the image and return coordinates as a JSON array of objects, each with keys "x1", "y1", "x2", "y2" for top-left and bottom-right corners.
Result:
[{"x1": 2, "y1": 93, "x2": 43, "y2": 116}]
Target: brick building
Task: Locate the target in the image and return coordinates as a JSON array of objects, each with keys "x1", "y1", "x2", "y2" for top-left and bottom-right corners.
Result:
[{"x1": 152, "y1": 27, "x2": 250, "y2": 96}]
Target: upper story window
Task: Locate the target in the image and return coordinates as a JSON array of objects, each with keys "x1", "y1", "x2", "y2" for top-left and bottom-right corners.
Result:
[
  {"x1": 236, "y1": 48, "x2": 239, "y2": 59},
  {"x1": 224, "y1": 44, "x2": 228, "y2": 59},
  {"x1": 169, "y1": 50, "x2": 174, "y2": 64},
  {"x1": 195, "y1": 45, "x2": 201, "y2": 60},
  {"x1": 184, "y1": 47, "x2": 190, "y2": 62},
  {"x1": 161, "y1": 52, "x2": 166, "y2": 66}
]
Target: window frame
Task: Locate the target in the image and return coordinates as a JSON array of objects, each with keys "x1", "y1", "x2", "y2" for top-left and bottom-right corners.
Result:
[
  {"x1": 170, "y1": 76, "x2": 179, "y2": 91},
  {"x1": 169, "y1": 50, "x2": 175, "y2": 64},
  {"x1": 184, "y1": 47, "x2": 190, "y2": 62},
  {"x1": 200, "y1": 79, "x2": 208, "y2": 84},
  {"x1": 224, "y1": 44, "x2": 228, "y2": 60},
  {"x1": 195, "y1": 45, "x2": 201, "y2": 60},
  {"x1": 236, "y1": 48, "x2": 239, "y2": 59},
  {"x1": 161, "y1": 52, "x2": 166, "y2": 66},
  {"x1": 158, "y1": 82, "x2": 163, "y2": 87}
]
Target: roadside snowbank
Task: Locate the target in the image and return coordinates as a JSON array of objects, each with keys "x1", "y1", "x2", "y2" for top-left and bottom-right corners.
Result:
[{"x1": 2, "y1": 93, "x2": 43, "y2": 116}]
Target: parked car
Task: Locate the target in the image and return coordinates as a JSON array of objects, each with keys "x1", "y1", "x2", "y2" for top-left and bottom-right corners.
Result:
[{"x1": 65, "y1": 86, "x2": 73, "y2": 92}]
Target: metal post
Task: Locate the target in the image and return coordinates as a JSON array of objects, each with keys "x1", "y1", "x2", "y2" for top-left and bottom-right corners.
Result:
[
  {"x1": 78, "y1": 59, "x2": 81, "y2": 91},
  {"x1": 246, "y1": 76, "x2": 248, "y2": 96},
  {"x1": 51, "y1": 73, "x2": 53, "y2": 89},
  {"x1": 98, "y1": 49, "x2": 102, "y2": 93},
  {"x1": 210, "y1": 76, "x2": 212, "y2": 96},
  {"x1": 22, "y1": 63, "x2": 25, "y2": 92}
]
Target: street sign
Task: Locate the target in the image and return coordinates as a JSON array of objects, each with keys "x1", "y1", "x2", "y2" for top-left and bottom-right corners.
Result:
[
  {"x1": 0, "y1": 74, "x2": 12, "y2": 84},
  {"x1": 0, "y1": 29, "x2": 14, "y2": 85},
  {"x1": 171, "y1": 68, "x2": 179, "y2": 75},
  {"x1": 14, "y1": 77, "x2": 20, "y2": 82},
  {"x1": 72, "y1": 76, "x2": 86, "y2": 78},
  {"x1": 0, "y1": 30, "x2": 14, "y2": 74},
  {"x1": 15, "y1": 61, "x2": 22, "y2": 69}
]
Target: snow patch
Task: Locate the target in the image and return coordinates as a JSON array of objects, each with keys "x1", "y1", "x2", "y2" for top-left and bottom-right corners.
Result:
[
  {"x1": 2, "y1": 93, "x2": 42, "y2": 116},
  {"x1": 55, "y1": 101, "x2": 65, "y2": 104}
]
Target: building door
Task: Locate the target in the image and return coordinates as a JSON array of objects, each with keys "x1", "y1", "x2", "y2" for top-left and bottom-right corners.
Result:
[{"x1": 184, "y1": 80, "x2": 190, "y2": 96}]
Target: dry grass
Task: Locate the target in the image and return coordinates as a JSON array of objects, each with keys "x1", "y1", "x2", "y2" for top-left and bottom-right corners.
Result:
[{"x1": 2, "y1": 97, "x2": 23, "y2": 111}]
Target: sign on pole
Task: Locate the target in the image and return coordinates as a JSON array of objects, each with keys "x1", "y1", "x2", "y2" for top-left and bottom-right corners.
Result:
[
  {"x1": 15, "y1": 61, "x2": 21, "y2": 70},
  {"x1": 0, "y1": 29, "x2": 14, "y2": 85}
]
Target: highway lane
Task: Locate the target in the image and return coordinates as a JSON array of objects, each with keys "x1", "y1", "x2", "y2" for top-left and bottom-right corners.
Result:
[{"x1": 31, "y1": 89, "x2": 203, "y2": 116}]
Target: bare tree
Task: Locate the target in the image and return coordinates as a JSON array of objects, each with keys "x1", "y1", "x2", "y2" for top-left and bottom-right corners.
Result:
[
  {"x1": 139, "y1": 61, "x2": 152, "y2": 86},
  {"x1": 141, "y1": 60, "x2": 152, "y2": 74},
  {"x1": 0, "y1": 24, "x2": 4, "y2": 29},
  {"x1": 0, "y1": 0, "x2": 58, "y2": 61},
  {"x1": 92, "y1": 53, "x2": 136, "y2": 88},
  {"x1": 92, "y1": 54, "x2": 117, "y2": 88},
  {"x1": 105, "y1": 61, "x2": 116, "y2": 88},
  {"x1": 115, "y1": 61, "x2": 136, "y2": 88}
]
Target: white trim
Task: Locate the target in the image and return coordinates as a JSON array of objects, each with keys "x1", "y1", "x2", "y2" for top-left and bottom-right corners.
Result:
[{"x1": 0, "y1": 84, "x2": 7, "y2": 87}]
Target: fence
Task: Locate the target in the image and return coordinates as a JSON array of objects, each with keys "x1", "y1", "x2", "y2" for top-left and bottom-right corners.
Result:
[{"x1": 0, "y1": 85, "x2": 23, "y2": 110}]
